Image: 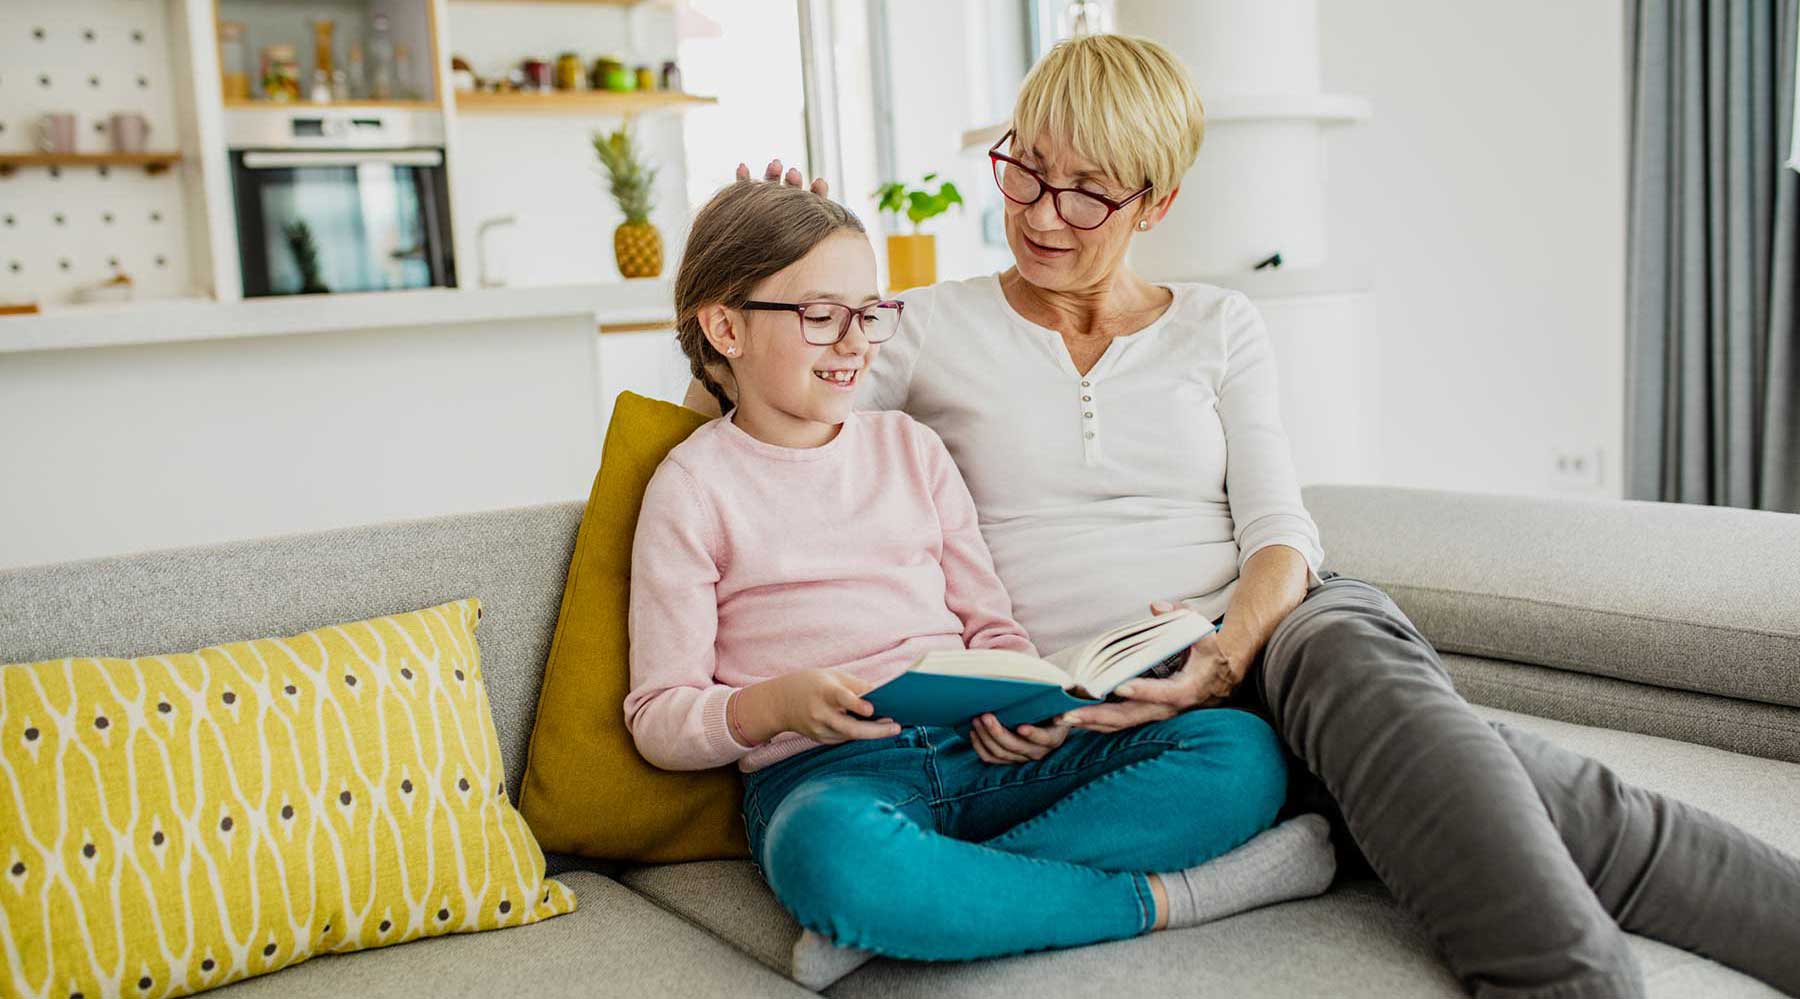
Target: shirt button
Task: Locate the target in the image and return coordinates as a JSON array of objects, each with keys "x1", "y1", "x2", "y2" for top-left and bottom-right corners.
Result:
[
  {"x1": 1081, "y1": 395, "x2": 1091, "y2": 402},
  {"x1": 1080, "y1": 380, "x2": 1091, "y2": 388},
  {"x1": 1085, "y1": 431, "x2": 1096, "y2": 439},
  {"x1": 1084, "y1": 411, "x2": 1094, "y2": 419}
]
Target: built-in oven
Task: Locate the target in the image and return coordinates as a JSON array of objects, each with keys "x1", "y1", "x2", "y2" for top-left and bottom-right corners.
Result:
[{"x1": 227, "y1": 107, "x2": 455, "y2": 297}]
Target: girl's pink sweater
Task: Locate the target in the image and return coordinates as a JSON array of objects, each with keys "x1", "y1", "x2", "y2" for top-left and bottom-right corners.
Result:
[{"x1": 624, "y1": 410, "x2": 1035, "y2": 772}]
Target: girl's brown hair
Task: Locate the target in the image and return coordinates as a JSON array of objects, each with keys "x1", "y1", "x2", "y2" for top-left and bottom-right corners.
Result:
[{"x1": 674, "y1": 180, "x2": 867, "y2": 412}]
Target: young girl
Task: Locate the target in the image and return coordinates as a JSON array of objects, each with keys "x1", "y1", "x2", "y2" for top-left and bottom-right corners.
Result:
[{"x1": 623, "y1": 180, "x2": 1335, "y2": 961}]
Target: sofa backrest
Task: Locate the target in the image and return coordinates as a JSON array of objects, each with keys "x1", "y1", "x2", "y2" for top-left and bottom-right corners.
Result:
[
  {"x1": 0, "y1": 502, "x2": 584, "y2": 796},
  {"x1": 1303, "y1": 484, "x2": 1800, "y2": 710}
]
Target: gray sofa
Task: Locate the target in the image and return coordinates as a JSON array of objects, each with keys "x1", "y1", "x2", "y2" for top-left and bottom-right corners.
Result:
[{"x1": 4, "y1": 484, "x2": 1796, "y2": 999}]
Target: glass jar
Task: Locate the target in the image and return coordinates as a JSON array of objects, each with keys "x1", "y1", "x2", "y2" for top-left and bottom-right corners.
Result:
[
  {"x1": 219, "y1": 21, "x2": 250, "y2": 100},
  {"x1": 395, "y1": 43, "x2": 419, "y2": 100},
  {"x1": 368, "y1": 13, "x2": 394, "y2": 100},
  {"x1": 593, "y1": 56, "x2": 631, "y2": 92},
  {"x1": 261, "y1": 44, "x2": 301, "y2": 102},
  {"x1": 555, "y1": 52, "x2": 583, "y2": 91},
  {"x1": 312, "y1": 17, "x2": 335, "y2": 76}
]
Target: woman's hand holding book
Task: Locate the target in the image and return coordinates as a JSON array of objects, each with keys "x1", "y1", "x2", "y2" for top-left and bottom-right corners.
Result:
[{"x1": 1063, "y1": 601, "x2": 1237, "y2": 734}]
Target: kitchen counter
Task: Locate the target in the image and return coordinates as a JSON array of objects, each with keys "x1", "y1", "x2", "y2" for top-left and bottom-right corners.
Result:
[
  {"x1": 0, "y1": 276, "x2": 689, "y2": 570},
  {"x1": 0, "y1": 280, "x2": 673, "y2": 355}
]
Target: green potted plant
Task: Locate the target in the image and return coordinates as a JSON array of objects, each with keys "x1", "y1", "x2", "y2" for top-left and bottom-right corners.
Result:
[
  {"x1": 873, "y1": 173, "x2": 963, "y2": 291},
  {"x1": 593, "y1": 124, "x2": 661, "y2": 278},
  {"x1": 282, "y1": 220, "x2": 329, "y2": 294}
]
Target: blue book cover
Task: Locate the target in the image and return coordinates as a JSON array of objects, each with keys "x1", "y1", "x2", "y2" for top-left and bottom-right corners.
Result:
[
  {"x1": 863, "y1": 636, "x2": 1199, "y2": 729},
  {"x1": 863, "y1": 672, "x2": 1105, "y2": 729}
]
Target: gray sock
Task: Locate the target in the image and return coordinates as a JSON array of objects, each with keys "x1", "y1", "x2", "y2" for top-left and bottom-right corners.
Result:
[{"x1": 1159, "y1": 813, "x2": 1337, "y2": 929}]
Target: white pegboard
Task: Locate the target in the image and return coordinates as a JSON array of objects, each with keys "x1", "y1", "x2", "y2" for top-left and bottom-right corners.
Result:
[{"x1": 0, "y1": 0, "x2": 196, "y2": 306}]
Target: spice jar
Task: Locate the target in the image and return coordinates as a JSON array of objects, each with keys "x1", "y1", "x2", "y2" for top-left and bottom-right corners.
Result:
[
  {"x1": 521, "y1": 57, "x2": 552, "y2": 91},
  {"x1": 312, "y1": 17, "x2": 335, "y2": 75},
  {"x1": 660, "y1": 60, "x2": 682, "y2": 92},
  {"x1": 592, "y1": 56, "x2": 629, "y2": 91},
  {"x1": 634, "y1": 65, "x2": 656, "y2": 91},
  {"x1": 555, "y1": 52, "x2": 583, "y2": 91},
  {"x1": 261, "y1": 44, "x2": 301, "y2": 101},
  {"x1": 219, "y1": 21, "x2": 250, "y2": 100}
]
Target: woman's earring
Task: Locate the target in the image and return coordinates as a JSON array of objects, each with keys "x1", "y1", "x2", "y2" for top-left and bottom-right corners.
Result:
[{"x1": 1136, "y1": 219, "x2": 1150, "y2": 231}]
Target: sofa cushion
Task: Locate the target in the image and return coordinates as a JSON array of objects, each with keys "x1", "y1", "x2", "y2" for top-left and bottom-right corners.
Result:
[
  {"x1": 202, "y1": 871, "x2": 818, "y2": 999},
  {"x1": 1473, "y1": 707, "x2": 1798, "y2": 854},
  {"x1": 1443, "y1": 652, "x2": 1800, "y2": 765},
  {"x1": 517, "y1": 391, "x2": 748, "y2": 863},
  {"x1": 1303, "y1": 484, "x2": 1800, "y2": 709},
  {"x1": 1, "y1": 598, "x2": 574, "y2": 998},
  {"x1": 824, "y1": 883, "x2": 1783, "y2": 999},
  {"x1": 623, "y1": 708, "x2": 1800, "y2": 998},
  {"x1": 616, "y1": 859, "x2": 872, "y2": 990},
  {"x1": 0, "y1": 502, "x2": 584, "y2": 800}
]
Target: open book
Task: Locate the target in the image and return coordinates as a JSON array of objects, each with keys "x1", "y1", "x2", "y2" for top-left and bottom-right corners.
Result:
[{"x1": 863, "y1": 607, "x2": 1216, "y2": 728}]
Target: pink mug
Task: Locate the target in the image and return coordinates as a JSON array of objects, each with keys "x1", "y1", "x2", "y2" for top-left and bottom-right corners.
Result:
[
  {"x1": 35, "y1": 113, "x2": 77, "y2": 153},
  {"x1": 110, "y1": 113, "x2": 151, "y2": 153}
]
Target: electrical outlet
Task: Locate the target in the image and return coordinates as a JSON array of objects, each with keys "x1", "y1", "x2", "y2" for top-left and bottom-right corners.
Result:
[{"x1": 1550, "y1": 446, "x2": 1605, "y2": 491}]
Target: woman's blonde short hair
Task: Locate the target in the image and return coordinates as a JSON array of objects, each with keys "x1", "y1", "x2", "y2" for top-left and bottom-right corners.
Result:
[{"x1": 1010, "y1": 33, "x2": 1205, "y2": 202}]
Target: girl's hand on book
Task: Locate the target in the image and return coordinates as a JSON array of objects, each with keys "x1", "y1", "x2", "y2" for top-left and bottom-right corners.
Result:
[
  {"x1": 970, "y1": 713, "x2": 1072, "y2": 764},
  {"x1": 1063, "y1": 601, "x2": 1241, "y2": 733},
  {"x1": 773, "y1": 668, "x2": 901, "y2": 745}
]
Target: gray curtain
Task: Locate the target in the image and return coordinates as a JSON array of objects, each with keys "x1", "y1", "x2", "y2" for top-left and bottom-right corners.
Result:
[{"x1": 1627, "y1": 0, "x2": 1800, "y2": 512}]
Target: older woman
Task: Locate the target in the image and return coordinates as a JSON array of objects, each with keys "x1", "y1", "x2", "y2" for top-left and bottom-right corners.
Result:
[{"x1": 706, "y1": 34, "x2": 1800, "y2": 998}]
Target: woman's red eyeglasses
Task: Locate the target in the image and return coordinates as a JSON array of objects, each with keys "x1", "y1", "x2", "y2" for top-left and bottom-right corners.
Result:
[{"x1": 988, "y1": 129, "x2": 1152, "y2": 231}]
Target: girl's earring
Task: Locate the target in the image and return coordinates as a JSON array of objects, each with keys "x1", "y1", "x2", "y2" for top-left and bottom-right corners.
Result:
[{"x1": 1136, "y1": 219, "x2": 1150, "y2": 231}]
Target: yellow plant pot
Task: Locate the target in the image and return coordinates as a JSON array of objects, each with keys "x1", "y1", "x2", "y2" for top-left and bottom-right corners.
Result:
[{"x1": 886, "y1": 233, "x2": 936, "y2": 293}]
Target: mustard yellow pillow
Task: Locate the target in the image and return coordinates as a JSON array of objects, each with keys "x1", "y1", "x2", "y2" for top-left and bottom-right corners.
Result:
[
  {"x1": 0, "y1": 598, "x2": 574, "y2": 998},
  {"x1": 518, "y1": 391, "x2": 748, "y2": 862}
]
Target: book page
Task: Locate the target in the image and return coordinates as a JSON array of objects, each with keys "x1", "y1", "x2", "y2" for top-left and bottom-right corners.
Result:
[
  {"x1": 1063, "y1": 614, "x2": 1172, "y2": 672},
  {"x1": 1084, "y1": 629, "x2": 1165, "y2": 678},
  {"x1": 912, "y1": 649, "x2": 1072, "y2": 687},
  {"x1": 1074, "y1": 611, "x2": 1215, "y2": 694}
]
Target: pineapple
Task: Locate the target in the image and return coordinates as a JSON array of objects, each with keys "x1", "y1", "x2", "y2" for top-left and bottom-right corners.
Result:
[{"x1": 593, "y1": 125, "x2": 663, "y2": 278}]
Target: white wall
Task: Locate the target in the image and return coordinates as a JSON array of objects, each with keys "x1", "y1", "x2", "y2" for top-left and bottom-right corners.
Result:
[
  {"x1": 676, "y1": 0, "x2": 806, "y2": 210},
  {"x1": 0, "y1": 317, "x2": 604, "y2": 569},
  {"x1": 1317, "y1": 0, "x2": 1628, "y2": 498},
  {"x1": 445, "y1": 3, "x2": 690, "y2": 287},
  {"x1": 870, "y1": 0, "x2": 1023, "y2": 283}
]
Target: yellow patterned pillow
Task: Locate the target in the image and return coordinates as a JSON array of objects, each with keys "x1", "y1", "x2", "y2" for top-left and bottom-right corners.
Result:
[{"x1": 0, "y1": 598, "x2": 575, "y2": 998}]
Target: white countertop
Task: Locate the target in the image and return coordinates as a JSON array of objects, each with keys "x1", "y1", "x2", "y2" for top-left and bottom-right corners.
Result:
[{"x1": 0, "y1": 280, "x2": 674, "y2": 355}]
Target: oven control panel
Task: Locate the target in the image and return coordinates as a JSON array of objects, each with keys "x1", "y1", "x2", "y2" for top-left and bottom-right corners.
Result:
[{"x1": 223, "y1": 106, "x2": 444, "y2": 150}]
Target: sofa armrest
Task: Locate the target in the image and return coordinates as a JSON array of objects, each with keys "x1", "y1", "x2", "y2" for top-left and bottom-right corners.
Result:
[{"x1": 1301, "y1": 485, "x2": 1800, "y2": 710}]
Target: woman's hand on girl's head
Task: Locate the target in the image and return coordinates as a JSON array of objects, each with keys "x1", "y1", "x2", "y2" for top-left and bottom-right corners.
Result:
[
  {"x1": 771, "y1": 668, "x2": 900, "y2": 745},
  {"x1": 970, "y1": 713, "x2": 1071, "y2": 765},
  {"x1": 736, "y1": 159, "x2": 829, "y2": 197}
]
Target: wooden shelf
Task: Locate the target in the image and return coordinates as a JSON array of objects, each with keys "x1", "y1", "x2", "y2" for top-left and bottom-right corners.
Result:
[
  {"x1": 0, "y1": 152, "x2": 182, "y2": 177},
  {"x1": 598, "y1": 317, "x2": 672, "y2": 335},
  {"x1": 451, "y1": 0, "x2": 641, "y2": 5},
  {"x1": 223, "y1": 99, "x2": 441, "y2": 111},
  {"x1": 455, "y1": 90, "x2": 716, "y2": 116}
]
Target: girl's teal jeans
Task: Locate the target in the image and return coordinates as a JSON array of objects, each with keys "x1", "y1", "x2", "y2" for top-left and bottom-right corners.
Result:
[{"x1": 740, "y1": 707, "x2": 1287, "y2": 961}]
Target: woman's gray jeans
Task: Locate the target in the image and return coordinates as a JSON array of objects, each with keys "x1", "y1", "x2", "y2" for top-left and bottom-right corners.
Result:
[{"x1": 1238, "y1": 574, "x2": 1800, "y2": 999}]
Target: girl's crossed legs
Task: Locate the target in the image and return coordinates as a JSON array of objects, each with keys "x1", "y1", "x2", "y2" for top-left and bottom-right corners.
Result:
[{"x1": 743, "y1": 707, "x2": 1287, "y2": 960}]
